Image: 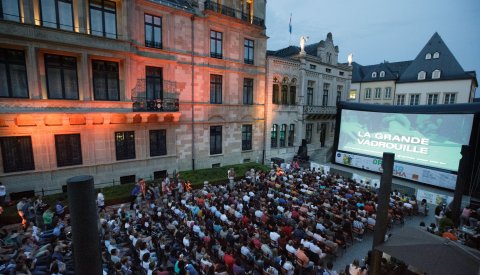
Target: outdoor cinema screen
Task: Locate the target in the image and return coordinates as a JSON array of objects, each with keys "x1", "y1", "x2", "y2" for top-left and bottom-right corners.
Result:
[{"x1": 338, "y1": 109, "x2": 474, "y2": 172}]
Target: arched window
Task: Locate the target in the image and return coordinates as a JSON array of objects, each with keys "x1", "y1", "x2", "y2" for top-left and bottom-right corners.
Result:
[
  {"x1": 371, "y1": 72, "x2": 377, "y2": 78},
  {"x1": 379, "y1": 71, "x2": 385, "y2": 77},
  {"x1": 432, "y1": 69, "x2": 441, "y2": 79},
  {"x1": 418, "y1": 71, "x2": 426, "y2": 80},
  {"x1": 425, "y1": 53, "x2": 432, "y2": 60},
  {"x1": 433, "y1": 52, "x2": 440, "y2": 59}
]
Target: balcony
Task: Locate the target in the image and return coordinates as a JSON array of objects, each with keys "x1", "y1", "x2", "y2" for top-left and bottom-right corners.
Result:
[
  {"x1": 131, "y1": 79, "x2": 180, "y2": 112},
  {"x1": 132, "y1": 97, "x2": 179, "y2": 112},
  {"x1": 204, "y1": 1, "x2": 265, "y2": 28},
  {"x1": 303, "y1": 105, "x2": 337, "y2": 120}
]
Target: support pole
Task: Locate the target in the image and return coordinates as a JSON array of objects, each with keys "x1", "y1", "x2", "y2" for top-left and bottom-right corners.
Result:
[
  {"x1": 67, "y1": 175, "x2": 102, "y2": 275},
  {"x1": 452, "y1": 145, "x2": 472, "y2": 226},
  {"x1": 371, "y1": 153, "x2": 394, "y2": 275}
]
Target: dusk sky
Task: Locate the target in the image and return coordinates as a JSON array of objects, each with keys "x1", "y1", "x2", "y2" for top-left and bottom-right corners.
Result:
[{"x1": 266, "y1": 0, "x2": 480, "y2": 95}]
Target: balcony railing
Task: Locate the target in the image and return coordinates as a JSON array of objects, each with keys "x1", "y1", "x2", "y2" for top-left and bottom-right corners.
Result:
[
  {"x1": 204, "y1": 1, "x2": 265, "y2": 27},
  {"x1": 303, "y1": 105, "x2": 337, "y2": 115},
  {"x1": 132, "y1": 97, "x2": 179, "y2": 112}
]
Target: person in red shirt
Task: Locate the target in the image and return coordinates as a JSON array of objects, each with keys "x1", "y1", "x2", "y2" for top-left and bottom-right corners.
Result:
[
  {"x1": 224, "y1": 250, "x2": 235, "y2": 270},
  {"x1": 282, "y1": 224, "x2": 293, "y2": 237}
]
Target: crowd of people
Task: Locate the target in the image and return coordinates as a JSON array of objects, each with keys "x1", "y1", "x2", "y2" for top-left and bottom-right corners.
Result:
[{"x1": 0, "y1": 164, "x2": 433, "y2": 274}]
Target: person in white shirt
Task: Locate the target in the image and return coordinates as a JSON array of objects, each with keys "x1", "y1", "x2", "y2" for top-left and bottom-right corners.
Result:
[
  {"x1": 270, "y1": 231, "x2": 280, "y2": 242},
  {"x1": 285, "y1": 241, "x2": 296, "y2": 254},
  {"x1": 97, "y1": 191, "x2": 105, "y2": 212}
]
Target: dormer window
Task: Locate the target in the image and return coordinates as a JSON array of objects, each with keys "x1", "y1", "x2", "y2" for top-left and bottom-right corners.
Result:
[
  {"x1": 432, "y1": 69, "x2": 441, "y2": 79},
  {"x1": 418, "y1": 71, "x2": 426, "y2": 80},
  {"x1": 371, "y1": 72, "x2": 377, "y2": 78},
  {"x1": 425, "y1": 53, "x2": 432, "y2": 60},
  {"x1": 433, "y1": 52, "x2": 440, "y2": 59},
  {"x1": 379, "y1": 71, "x2": 385, "y2": 77}
]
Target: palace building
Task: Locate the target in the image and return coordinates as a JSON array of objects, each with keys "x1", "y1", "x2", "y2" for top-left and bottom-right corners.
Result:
[{"x1": 0, "y1": 0, "x2": 266, "y2": 193}]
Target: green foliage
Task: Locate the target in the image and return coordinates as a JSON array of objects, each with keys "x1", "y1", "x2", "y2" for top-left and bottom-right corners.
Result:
[{"x1": 181, "y1": 162, "x2": 270, "y2": 186}]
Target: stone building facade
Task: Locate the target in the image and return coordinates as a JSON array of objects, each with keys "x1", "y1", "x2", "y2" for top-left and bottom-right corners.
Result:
[
  {"x1": 265, "y1": 33, "x2": 352, "y2": 164},
  {"x1": 0, "y1": 0, "x2": 266, "y2": 193}
]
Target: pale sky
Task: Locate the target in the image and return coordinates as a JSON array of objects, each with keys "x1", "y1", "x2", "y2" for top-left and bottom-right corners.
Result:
[{"x1": 266, "y1": 0, "x2": 480, "y2": 95}]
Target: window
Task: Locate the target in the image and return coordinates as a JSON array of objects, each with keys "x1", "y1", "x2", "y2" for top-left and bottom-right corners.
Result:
[
  {"x1": 348, "y1": 90, "x2": 356, "y2": 100},
  {"x1": 115, "y1": 131, "x2": 135, "y2": 160},
  {"x1": 336, "y1": 85, "x2": 343, "y2": 103},
  {"x1": 146, "y1": 66, "x2": 163, "y2": 100},
  {"x1": 425, "y1": 53, "x2": 432, "y2": 60},
  {"x1": 0, "y1": 48, "x2": 28, "y2": 98},
  {"x1": 427, "y1": 94, "x2": 439, "y2": 105},
  {"x1": 210, "y1": 126, "x2": 222, "y2": 155},
  {"x1": 243, "y1": 78, "x2": 253, "y2": 105},
  {"x1": 0, "y1": 136, "x2": 34, "y2": 173},
  {"x1": 396, "y1": 94, "x2": 405, "y2": 105},
  {"x1": 379, "y1": 71, "x2": 385, "y2": 77},
  {"x1": 210, "y1": 74, "x2": 222, "y2": 104},
  {"x1": 210, "y1": 30, "x2": 223, "y2": 59},
  {"x1": 281, "y1": 85, "x2": 288, "y2": 105},
  {"x1": 55, "y1": 134, "x2": 82, "y2": 167},
  {"x1": 306, "y1": 81, "x2": 314, "y2": 106},
  {"x1": 279, "y1": 124, "x2": 286, "y2": 147},
  {"x1": 90, "y1": 0, "x2": 117, "y2": 39},
  {"x1": 371, "y1": 72, "x2": 377, "y2": 78},
  {"x1": 45, "y1": 54, "x2": 78, "y2": 99},
  {"x1": 242, "y1": 125, "x2": 252, "y2": 151},
  {"x1": 244, "y1": 39, "x2": 254, "y2": 64},
  {"x1": 288, "y1": 124, "x2": 295, "y2": 147},
  {"x1": 289, "y1": 86, "x2": 296, "y2": 105},
  {"x1": 306, "y1": 123, "x2": 313, "y2": 144},
  {"x1": 365, "y1": 88, "x2": 371, "y2": 99},
  {"x1": 418, "y1": 71, "x2": 426, "y2": 80},
  {"x1": 40, "y1": 0, "x2": 74, "y2": 31},
  {"x1": 145, "y1": 14, "x2": 162, "y2": 49},
  {"x1": 444, "y1": 93, "x2": 456, "y2": 104},
  {"x1": 92, "y1": 60, "x2": 119, "y2": 101},
  {"x1": 374, "y1": 88, "x2": 381, "y2": 99},
  {"x1": 339, "y1": 71, "x2": 344, "y2": 76},
  {"x1": 272, "y1": 84, "x2": 279, "y2": 104},
  {"x1": 432, "y1": 69, "x2": 441, "y2": 79},
  {"x1": 310, "y1": 64, "x2": 316, "y2": 70},
  {"x1": 409, "y1": 94, "x2": 420, "y2": 105},
  {"x1": 322, "y1": 83, "x2": 329, "y2": 106},
  {"x1": 325, "y1": 68, "x2": 331, "y2": 73},
  {"x1": 433, "y1": 52, "x2": 440, "y2": 59},
  {"x1": 326, "y1": 53, "x2": 332, "y2": 64},
  {"x1": 385, "y1": 87, "x2": 392, "y2": 99},
  {"x1": 0, "y1": 0, "x2": 20, "y2": 21},
  {"x1": 270, "y1": 124, "x2": 277, "y2": 148},
  {"x1": 149, "y1": 129, "x2": 167, "y2": 156}
]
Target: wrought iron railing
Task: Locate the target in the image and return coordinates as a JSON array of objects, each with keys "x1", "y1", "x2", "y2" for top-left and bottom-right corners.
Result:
[
  {"x1": 204, "y1": 1, "x2": 265, "y2": 27},
  {"x1": 303, "y1": 105, "x2": 337, "y2": 115},
  {"x1": 132, "y1": 97, "x2": 179, "y2": 112}
]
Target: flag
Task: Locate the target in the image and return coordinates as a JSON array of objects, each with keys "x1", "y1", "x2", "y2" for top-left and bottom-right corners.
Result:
[{"x1": 289, "y1": 13, "x2": 292, "y2": 34}]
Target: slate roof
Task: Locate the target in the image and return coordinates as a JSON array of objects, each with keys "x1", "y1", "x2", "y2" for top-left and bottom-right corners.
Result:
[
  {"x1": 352, "y1": 61, "x2": 411, "y2": 83},
  {"x1": 398, "y1": 32, "x2": 470, "y2": 83},
  {"x1": 267, "y1": 42, "x2": 326, "y2": 58}
]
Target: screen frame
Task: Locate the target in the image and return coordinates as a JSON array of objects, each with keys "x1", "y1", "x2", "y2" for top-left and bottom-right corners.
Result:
[{"x1": 333, "y1": 102, "x2": 480, "y2": 191}]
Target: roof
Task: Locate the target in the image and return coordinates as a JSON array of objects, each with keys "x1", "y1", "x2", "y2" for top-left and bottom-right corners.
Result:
[
  {"x1": 267, "y1": 42, "x2": 324, "y2": 58},
  {"x1": 398, "y1": 32, "x2": 470, "y2": 83},
  {"x1": 352, "y1": 61, "x2": 411, "y2": 83}
]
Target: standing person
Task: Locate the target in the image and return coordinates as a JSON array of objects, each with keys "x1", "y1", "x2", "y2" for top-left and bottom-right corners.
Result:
[
  {"x1": 227, "y1": 169, "x2": 235, "y2": 190},
  {"x1": 17, "y1": 198, "x2": 27, "y2": 227},
  {"x1": 97, "y1": 190, "x2": 105, "y2": 212},
  {"x1": 460, "y1": 204, "x2": 473, "y2": 226},
  {"x1": 139, "y1": 178, "x2": 146, "y2": 198},
  {"x1": 323, "y1": 261, "x2": 338, "y2": 275},
  {"x1": 0, "y1": 182, "x2": 6, "y2": 206},
  {"x1": 130, "y1": 183, "x2": 140, "y2": 210}
]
